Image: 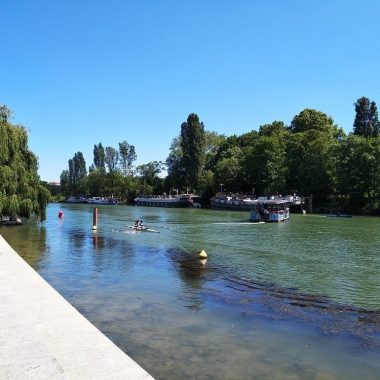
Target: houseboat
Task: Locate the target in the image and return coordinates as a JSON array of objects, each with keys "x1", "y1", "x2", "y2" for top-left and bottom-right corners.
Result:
[
  {"x1": 211, "y1": 194, "x2": 256, "y2": 211},
  {"x1": 65, "y1": 196, "x2": 88, "y2": 203},
  {"x1": 134, "y1": 194, "x2": 201, "y2": 208},
  {"x1": 87, "y1": 197, "x2": 120, "y2": 205},
  {"x1": 250, "y1": 198, "x2": 290, "y2": 223}
]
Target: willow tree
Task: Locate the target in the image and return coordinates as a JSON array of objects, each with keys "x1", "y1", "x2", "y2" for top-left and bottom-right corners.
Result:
[
  {"x1": 0, "y1": 105, "x2": 50, "y2": 222},
  {"x1": 180, "y1": 113, "x2": 206, "y2": 191}
]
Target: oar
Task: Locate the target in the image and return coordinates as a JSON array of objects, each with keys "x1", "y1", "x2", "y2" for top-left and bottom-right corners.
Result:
[{"x1": 139, "y1": 223, "x2": 173, "y2": 230}]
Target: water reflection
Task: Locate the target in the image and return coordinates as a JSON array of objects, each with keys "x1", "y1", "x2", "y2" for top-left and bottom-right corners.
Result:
[
  {"x1": 166, "y1": 248, "x2": 211, "y2": 311},
  {"x1": 0, "y1": 221, "x2": 48, "y2": 270}
]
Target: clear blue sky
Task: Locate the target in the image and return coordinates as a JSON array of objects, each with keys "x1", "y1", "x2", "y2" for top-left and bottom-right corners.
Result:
[{"x1": 2, "y1": 0, "x2": 380, "y2": 182}]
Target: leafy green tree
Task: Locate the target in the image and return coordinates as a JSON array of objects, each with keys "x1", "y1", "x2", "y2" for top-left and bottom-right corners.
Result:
[
  {"x1": 284, "y1": 133, "x2": 305, "y2": 194},
  {"x1": 286, "y1": 110, "x2": 341, "y2": 204},
  {"x1": 68, "y1": 152, "x2": 87, "y2": 196},
  {"x1": 59, "y1": 170, "x2": 70, "y2": 197},
  {"x1": 137, "y1": 161, "x2": 165, "y2": 194},
  {"x1": 93, "y1": 143, "x2": 105, "y2": 171},
  {"x1": 118, "y1": 140, "x2": 137, "y2": 176},
  {"x1": 297, "y1": 130, "x2": 337, "y2": 198},
  {"x1": 197, "y1": 169, "x2": 215, "y2": 202},
  {"x1": 165, "y1": 136, "x2": 186, "y2": 191},
  {"x1": 180, "y1": 113, "x2": 206, "y2": 190},
  {"x1": 0, "y1": 106, "x2": 50, "y2": 221},
  {"x1": 353, "y1": 96, "x2": 380, "y2": 138},
  {"x1": 244, "y1": 128, "x2": 286, "y2": 196},
  {"x1": 0, "y1": 104, "x2": 13, "y2": 123},
  {"x1": 105, "y1": 170, "x2": 125, "y2": 197},
  {"x1": 105, "y1": 146, "x2": 119, "y2": 173},
  {"x1": 86, "y1": 169, "x2": 105, "y2": 196},
  {"x1": 288, "y1": 108, "x2": 339, "y2": 136},
  {"x1": 204, "y1": 131, "x2": 226, "y2": 171},
  {"x1": 214, "y1": 148, "x2": 244, "y2": 193},
  {"x1": 336, "y1": 135, "x2": 380, "y2": 211},
  {"x1": 259, "y1": 121, "x2": 287, "y2": 137}
]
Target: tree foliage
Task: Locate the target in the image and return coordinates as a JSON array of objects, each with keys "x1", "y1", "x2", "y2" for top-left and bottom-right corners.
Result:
[
  {"x1": 105, "y1": 146, "x2": 119, "y2": 173},
  {"x1": 353, "y1": 96, "x2": 380, "y2": 138},
  {"x1": 0, "y1": 105, "x2": 49, "y2": 221},
  {"x1": 68, "y1": 152, "x2": 87, "y2": 196},
  {"x1": 57, "y1": 100, "x2": 380, "y2": 214},
  {"x1": 93, "y1": 143, "x2": 105, "y2": 171},
  {"x1": 180, "y1": 113, "x2": 206, "y2": 190},
  {"x1": 119, "y1": 140, "x2": 137, "y2": 176}
]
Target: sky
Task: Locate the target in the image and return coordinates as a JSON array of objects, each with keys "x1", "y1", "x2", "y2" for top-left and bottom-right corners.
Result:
[{"x1": 2, "y1": 0, "x2": 380, "y2": 182}]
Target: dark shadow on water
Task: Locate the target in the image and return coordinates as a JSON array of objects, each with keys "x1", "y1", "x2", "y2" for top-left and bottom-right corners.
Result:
[{"x1": 167, "y1": 247, "x2": 380, "y2": 347}]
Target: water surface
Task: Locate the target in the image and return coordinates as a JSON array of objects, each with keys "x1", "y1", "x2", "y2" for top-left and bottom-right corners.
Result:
[{"x1": 1, "y1": 204, "x2": 380, "y2": 379}]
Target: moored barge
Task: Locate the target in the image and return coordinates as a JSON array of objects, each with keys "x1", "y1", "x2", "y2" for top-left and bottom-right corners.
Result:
[{"x1": 134, "y1": 194, "x2": 200, "y2": 208}]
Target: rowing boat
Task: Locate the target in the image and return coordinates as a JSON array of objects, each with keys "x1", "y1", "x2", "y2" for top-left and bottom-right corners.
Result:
[{"x1": 125, "y1": 225, "x2": 160, "y2": 233}]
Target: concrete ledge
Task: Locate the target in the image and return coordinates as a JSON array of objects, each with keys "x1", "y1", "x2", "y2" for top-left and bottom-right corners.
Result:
[{"x1": 0, "y1": 235, "x2": 154, "y2": 379}]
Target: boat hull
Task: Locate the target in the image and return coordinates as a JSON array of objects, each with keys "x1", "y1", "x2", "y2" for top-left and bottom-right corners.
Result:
[
  {"x1": 211, "y1": 199, "x2": 255, "y2": 211},
  {"x1": 134, "y1": 194, "x2": 200, "y2": 208},
  {"x1": 87, "y1": 197, "x2": 119, "y2": 205}
]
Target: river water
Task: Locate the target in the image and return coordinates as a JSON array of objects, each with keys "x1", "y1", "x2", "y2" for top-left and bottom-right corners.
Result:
[{"x1": 1, "y1": 203, "x2": 380, "y2": 379}]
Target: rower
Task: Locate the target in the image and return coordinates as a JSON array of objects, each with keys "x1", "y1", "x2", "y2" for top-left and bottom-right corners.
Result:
[{"x1": 134, "y1": 219, "x2": 144, "y2": 227}]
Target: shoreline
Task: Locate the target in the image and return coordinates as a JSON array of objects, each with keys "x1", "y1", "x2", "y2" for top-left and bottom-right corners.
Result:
[{"x1": 0, "y1": 234, "x2": 154, "y2": 379}]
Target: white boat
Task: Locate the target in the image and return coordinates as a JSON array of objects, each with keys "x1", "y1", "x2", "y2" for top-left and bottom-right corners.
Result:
[
  {"x1": 125, "y1": 225, "x2": 159, "y2": 233},
  {"x1": 250, "y1": 198, "x2": 290, "y2": 223},
  {"x1": 87, "y1": 197, "x2": 119, "y2": 205}
]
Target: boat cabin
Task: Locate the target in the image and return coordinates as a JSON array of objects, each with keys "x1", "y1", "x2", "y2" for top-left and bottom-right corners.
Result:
[{"x1": 250, "y1": 199, "x2": 290, "y2": 223}]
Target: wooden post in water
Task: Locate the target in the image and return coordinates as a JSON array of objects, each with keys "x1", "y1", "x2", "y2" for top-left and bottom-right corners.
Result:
[{"x1": 92, "y1": 208, "x2": 98, "y2": 231}]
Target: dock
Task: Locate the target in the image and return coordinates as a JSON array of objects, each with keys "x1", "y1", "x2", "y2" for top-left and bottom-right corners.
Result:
[{"x1": 0, "y1": 235, "x2": 154, "y2": 379}]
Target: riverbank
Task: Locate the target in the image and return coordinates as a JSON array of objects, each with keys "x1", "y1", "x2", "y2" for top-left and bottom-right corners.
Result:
[{"x1": 0, "y1": 234, "x2": 153, "y2": 379}]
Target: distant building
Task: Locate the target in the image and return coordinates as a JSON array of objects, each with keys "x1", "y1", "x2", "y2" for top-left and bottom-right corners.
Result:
[{"x1": 47, "y1": 181, "x2": 61, "y2": 196}]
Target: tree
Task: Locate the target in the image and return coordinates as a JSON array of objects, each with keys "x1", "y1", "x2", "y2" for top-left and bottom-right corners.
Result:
[
  {"x1": 285, "y1": 109, "x2": 343, "y2": 204},
  {"x1": 59, "y1": 170, "x2": 70, "y2": 197},
  {"x1": 244, "y1": 133, "x2": 286, "y2": 196},
  {"x1": 137, "y1": 161, "x2": 165, "y2": 194},
  {"x1": 180, "y1": 113, "x2": 206, "y2": 190},
  {"x1": 0, "y1": 108, "x2": 50, "y2": 221},
  {"x1": 68, "y1": 152, "x2": 87, "y2": 196},
  {"x1": 336, "y1": 135, "x2": 380, "y2": 211},
  {"x1": 259, "y1": 121, "x2": 287, "y2": 137},
  {"x1": 118, "y1": 140, "x2": 137, "y2": 176},
  {"x1": 105, "y1": 146, "x2": 119, "y2": 173},
  {"x1": 353, "y1": 96, "x2": 380, "y2": 138},
  {"x1": 86, "y1": 169, "x2": 105, "y2": 197},
  {"x1": 165, "y1": 136, "x2": 186, "y2": 190},
  {"x1": 214, "y1": 148, "x2": 244, "y2": 193},
  {"x1": 0, "y1": 104, "x2": 13, "y2": 123},
  {"x1": 204, "y1": 131, "x2": 226, "y2": 171},
  {"x1": 289, "y1": 108, "x2": 339, "y2": 136},
  {"x1": 93, "y1": 143, "x2": 105, "y2": 171}
]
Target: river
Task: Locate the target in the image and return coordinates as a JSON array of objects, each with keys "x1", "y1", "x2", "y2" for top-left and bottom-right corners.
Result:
[{"x1": 1, "y1": 203, "x2": 379, "y2": 379}]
